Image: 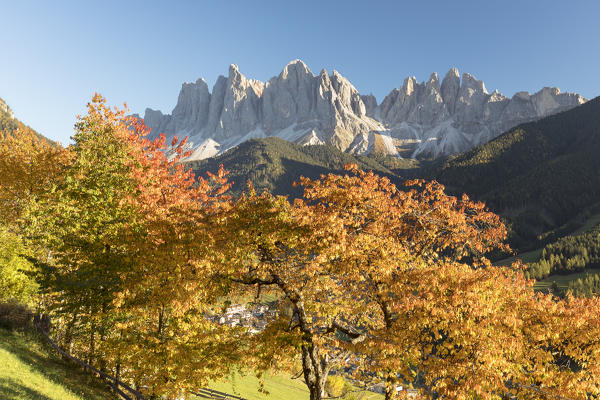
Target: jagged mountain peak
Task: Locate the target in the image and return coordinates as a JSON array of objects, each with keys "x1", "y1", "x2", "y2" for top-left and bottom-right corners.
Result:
[
  {"x1": 461, "y1": 72, "x2": 488, "y2": 94},
  {"x1": 444, "y1": 67, "x2": 460, "y2": 79},
  {"x1": 228, "y1": 63, "x2": 240, "y2": 75},
  {"x1": 331, "y1": 69, "x2": 345, "y2": 79},
  {"x1": 141, "y1": 60, "x2": 586, "y2": 161},
  {"x1": 373, "y1": 67, "x2": 585, "y2": 157},
  {"x1": 427, "y1": 72, "x2": 440, "y2": 83},
  {"x1": 280, "y1": 59, "x2": 312, "y2": 78},
  {"x1": 141, "y1": 60, "x2": 383, "y2": 160},
  {"x1": 426, "y1": 73, "x2": 441, "y2": 93}
]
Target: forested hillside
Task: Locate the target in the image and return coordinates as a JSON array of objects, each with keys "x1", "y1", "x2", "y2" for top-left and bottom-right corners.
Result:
[
  {"x1": 527, "y1": 224, "x2": 600, "y2": 279},
  {"x1": 435, "y1": 96, "x2": 600, "y2": 250},
  {"x1": 186, "y1": 137, "x2": 419, "y2": 197}
]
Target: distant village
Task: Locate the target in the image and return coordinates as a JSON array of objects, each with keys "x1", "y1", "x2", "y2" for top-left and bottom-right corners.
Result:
[{"x1": 206, "y1": 303, "x2": 277, "y2": 334}]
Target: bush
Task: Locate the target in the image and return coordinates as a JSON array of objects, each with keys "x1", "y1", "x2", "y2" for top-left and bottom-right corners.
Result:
[
  {"x1": 325, "y1": 375, "x2": 347, "y2": 397},
  {"x1": 0, "y1": 226, "x2": 38, "y2": 304},
  {"x1": 0, "y1": 303, "x2": 33, "y2": 330}
]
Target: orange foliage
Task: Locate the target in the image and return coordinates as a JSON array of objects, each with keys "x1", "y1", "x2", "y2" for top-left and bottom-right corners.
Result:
[
  {"x1": 0, "y1": 128, "x2": 68, "y2": 225},
  {"x1": 214, "y1": 164, "x2": 600, "y2": 400}
]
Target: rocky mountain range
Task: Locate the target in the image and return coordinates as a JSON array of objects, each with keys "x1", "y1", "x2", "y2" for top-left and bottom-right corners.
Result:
[{"x1": 140, "y1": 60, "x2": 586, "y2": 160}]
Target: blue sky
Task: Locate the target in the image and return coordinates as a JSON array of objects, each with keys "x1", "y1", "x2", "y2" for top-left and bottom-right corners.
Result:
[{"x1": 1, "y1": 0, "x2": 598, "y2": 144}]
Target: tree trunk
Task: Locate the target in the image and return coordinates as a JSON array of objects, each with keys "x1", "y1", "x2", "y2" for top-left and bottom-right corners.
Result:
[
  {"x1": 98, "y1": 330, "x2": 107, "y2": 373},
  {"x1": 385, "y1": 373, "x2": 396, "y2": 400},
  {"x1": 301, "y1": 343, "x2": 327, "y2": 400},
  {"x1": 62, "y1": 313, "x2": 78, "y2": 351},
  {"x1": 302, "y1": 344, "x2": 319, "y2": 400},
  {"x1": 87, "y1": 318, "x2": 96, "y2": 371},
  {"x1": 157, "y1": 304, "x2": 165, "y2": 336},
  {"x1": 115, "y1": 363, "x2": 121, "y2": 394},
  {"x1": 285, "y1": 285, "x2": 330, "y2": 400}
]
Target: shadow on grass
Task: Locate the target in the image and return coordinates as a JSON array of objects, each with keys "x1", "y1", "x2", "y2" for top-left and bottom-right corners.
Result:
[
  {"x1": 0, "y1": 377, "x2": 53, "y2": 400},
  {"x1": 0, "y1": 328, "x2": 114, "y2": 400}
]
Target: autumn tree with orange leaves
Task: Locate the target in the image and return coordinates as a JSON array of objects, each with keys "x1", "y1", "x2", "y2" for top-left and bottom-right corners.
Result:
[
  {"x1": 294, "y1": 168, "x2": 512, "y2": 399},
  {"x1": 208, "y1": 167, "x2": 510, "y2": 400},
  {"x1": 0, "y1": 127, "x2": 68, "y2": 226},
  {"x1": 24, "y1": 95, "x2": 242, "y2": 398},
  {"x1": 0, "y1": 127, "x2": 68, "y2": 305}
]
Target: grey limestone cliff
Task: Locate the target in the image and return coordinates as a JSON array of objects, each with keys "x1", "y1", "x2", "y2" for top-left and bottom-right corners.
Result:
[{"x1": 142, "y1": 60, "x2": 586, "y2": 160}]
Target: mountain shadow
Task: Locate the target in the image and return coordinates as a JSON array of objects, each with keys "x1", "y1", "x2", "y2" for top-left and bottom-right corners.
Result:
[{"x1": 434, "y1": 96, "x2": 600, "y2": 250}]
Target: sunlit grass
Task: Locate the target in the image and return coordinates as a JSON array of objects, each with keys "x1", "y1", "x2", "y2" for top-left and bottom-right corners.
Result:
[
  {"x1": 495, "y1": 248, "x2": 543, "y2": 267},
  {"x1": 534, "y1": 270, "x2": 600, "y2": 292},
  {"x1": 202, "y1": 370, "x2": 383, "y2": 400},
  {"x1": 0, "y1": 328, "x2": 115, "y2": 400}
]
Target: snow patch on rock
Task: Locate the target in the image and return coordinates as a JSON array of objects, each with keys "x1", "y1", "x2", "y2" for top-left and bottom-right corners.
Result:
[{"x1": 186, "y1": 138, "x2": 220, "y2": 161}]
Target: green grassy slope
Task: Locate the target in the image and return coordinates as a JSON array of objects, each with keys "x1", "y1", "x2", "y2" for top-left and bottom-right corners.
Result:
[
  {"x1": 1, "y1": 326, "x2": 379, "y2": 400},
  {"x1": 534, "y1": 270, "x2": 600, "y2": 292},
  {"x1": 204, "y1": 371, "x2": 383, "y2": 400},
  {"x1": 206, "y1": 371, "x2": 310, "y2": 400},
  {"x1": 0, "y1": 328, "x2": 116, "y2": 400}
]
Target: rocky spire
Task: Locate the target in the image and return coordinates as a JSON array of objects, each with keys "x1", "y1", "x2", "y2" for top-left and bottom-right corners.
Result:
[
  {"x1": 441, "y1": 68, "x2": 460, "y2": 112},
  {"x1": 206, "y1": 75, "x2": 227, "y2": 133},
  {"x1": 170, "y1": 78, "x2": 210, "y2": 135}
]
